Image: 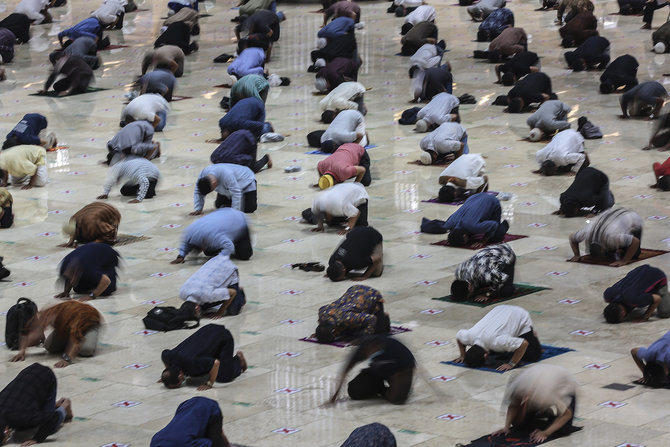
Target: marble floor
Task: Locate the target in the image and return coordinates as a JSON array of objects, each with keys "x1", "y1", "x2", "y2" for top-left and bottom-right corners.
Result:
[{"x1": 0, "y1": 0, "x2": 669, "y2": 445}]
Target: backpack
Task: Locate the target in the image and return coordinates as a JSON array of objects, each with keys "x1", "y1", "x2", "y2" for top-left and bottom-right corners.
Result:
[
  {"x1": 5, "y1": 298, "x2": 38, "y2": 350},
  {"x1": 142, "y1": 305, "x2": 200, "y2": 332}
]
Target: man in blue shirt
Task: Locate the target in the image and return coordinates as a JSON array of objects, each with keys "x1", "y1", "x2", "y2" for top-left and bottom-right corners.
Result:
[
  {"x1": 603, "y1": 264, "x2": 670, "y2": 323},
  {"x1": 192, "y1": 164, "x2": 257, "y2": 214},
  {"x1": 172, "y1": 208, "x2": 252, "y2": 263},
  {"x1": 150, "y1": 397, "x2": 232, "y2": 447},
  {"x1": 631, "y1": 330, "x2": 670, "y2": 387},
  {"x1": 3, "y1": 113, "x2": 56, "y2": 150},
  {"x1": 58, "y1": 17, "x2": 103, "y2": 48},
  {"x1": 218, "y1": 96, "x2": 271, "y2": 139},
  {"x1": 420, "y1": 193, "x2": 509, "y2": 247}
]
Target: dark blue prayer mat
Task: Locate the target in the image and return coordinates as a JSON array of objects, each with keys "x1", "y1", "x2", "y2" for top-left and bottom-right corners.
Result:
[
  {"x1": 456, "y1": 426, "x2": 582, "y2": 447},
  {"x1": 441, "y1": 344, "x2": 574, "y2": 374}
]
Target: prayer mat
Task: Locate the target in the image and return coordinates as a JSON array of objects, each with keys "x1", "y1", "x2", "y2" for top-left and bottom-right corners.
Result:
[
  {"x1": 569, "y1": 248, "x2": 669, "y2": 267},
  {"x1": 47, "y1": 145, "x2": 69, "y2": 152},
  {"x1": 422, "y1": 191, "x2": 499, "y2": 206},
  {"x1": 432, "y1": 283, "x2": 550, "y2": 307},
  {"x1": 407, "y1": 158, "x2": 453, "y2": 166},
  {"x1": 299, "y1": 326, "x2": 412, "y2": 348},
  {"x1": 115, "y1": 234, "x2": 151, "y2": 246},
  {"x1": 430, "y1": 232, "x2": 526, "y2": 248},
  {"x1": 171, "y1": 95, "x2": 193, "y2": 101},
  {"x1": 305, "y1": 144, "x2": 377, "y2": 155},
  {"x1": 457, "y1": 426, "x2": 582, "y2": 447},
  {"x1": 100, "y1": 45, "x2": 130, "y2": 50},
  {"x1": 441, "y1": 344, "x2": 574, "y2": 373},
  {"x1": 30, "y1": 87, "x2": 109, "y2": 97}
]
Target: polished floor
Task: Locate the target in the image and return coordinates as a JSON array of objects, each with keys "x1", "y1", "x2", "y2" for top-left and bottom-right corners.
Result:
[{"x1": 0, "y1": 0, "x2": 670, "y2": 445}]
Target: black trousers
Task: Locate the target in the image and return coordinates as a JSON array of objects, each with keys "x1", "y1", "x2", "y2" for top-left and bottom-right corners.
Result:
[
  {"x1": 347, "y1": 367, "x2": 413, "y2": 405},
  {"x1": 0, "y1": 205, "x2": 13, "y2": 228},
  {"x1": 250, "y1": 154, "x2": 269, "y2": 173},
  {"x1": 330, "y1": 200, "x2": 368, "y2": 227},
  {"x1": 519, "y1": 329, "x2": 542, "y2": 362},
  {"x1": 359, "y1": 151, "x2": 371, "y2": 186},
  {"x1": 120, "y1": 178, "x2": 158, "y2": 199},
  {"x1": 233, "y1": 227, "x2": 253, "y2": 260},
  {"x1": 214, "y1": 189, "x2": 257, "y2": 214},
  {"x1": 644, "y1": 1, "x2": 667, "y2": 24},
  {"x1": 216, "y1": 336, "x2": 243, "y2": 383},
  {"x1": 496, "y1": 260, "x2": 516, "y2": 298},
  {"x1": 53, "y1": 73, "x2": 93, "y2": 93}
]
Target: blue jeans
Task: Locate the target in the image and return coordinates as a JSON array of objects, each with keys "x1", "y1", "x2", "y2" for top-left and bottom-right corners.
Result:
[{"x1": 155, "y1": 110, "x2": 167, "y2": 131}]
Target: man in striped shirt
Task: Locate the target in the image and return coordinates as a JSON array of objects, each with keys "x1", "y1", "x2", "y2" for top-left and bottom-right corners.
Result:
[
  {"x1": 97, "y1": 157, "x2": 160, "y2": 203},
  {"x1": 568, "y1": 207, "x2": 643, "y2": 267}
]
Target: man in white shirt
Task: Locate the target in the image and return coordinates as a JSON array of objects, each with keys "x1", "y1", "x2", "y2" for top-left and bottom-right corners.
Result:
[
  {"x1": 534, "y1": 129, "x2": 588, "y2": 176},
  {"x1": 91, "y1": 0, "x2": 126, "y2": 28},
  {"x1": 454, "y1": 304, "x2": 541, "y2": 371},
  {"x1": 121, "y1": 93, "x2": 170, "y2": 131},
  {"x1": 415, "y1": 92, "x2": 460, "y2": 132},
  {"x1": 419, "y1": 122, "x2": 469, "y2": 165},
  {"x1": 309, "y1": 182, "x2": 369, "y2": 234},
  {"x1": 437, "y1": 153, "x2": 487, "y2": 203},
  {"x1": 320, "y1": 81, "x2": 367, "y2": 123},
  {"x1": 401, "y1": 5, "x2": 436, "y2": 35},
  {"x1": 15, "y1": 0, "x2": 53, "y2": 24}
]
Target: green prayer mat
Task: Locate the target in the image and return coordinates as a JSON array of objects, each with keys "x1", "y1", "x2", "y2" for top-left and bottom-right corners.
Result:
[
  {"x1": 29, "y1": 87, "x2": 109, "y2": 97},
  {"x1": 432, "y1": 283, "x2": 551, "y2": 307}
]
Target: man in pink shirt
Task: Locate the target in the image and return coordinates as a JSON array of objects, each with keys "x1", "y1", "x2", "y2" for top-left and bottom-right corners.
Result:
[
  {"x1": 317, "y1": 143, "x2": 370, "y2": 189},
  {"x1": 652, "y1": 156, "x2": 670, "y2": 190}
]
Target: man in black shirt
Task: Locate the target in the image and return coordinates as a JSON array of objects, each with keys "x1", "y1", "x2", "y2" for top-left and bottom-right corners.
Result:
[
  {"x1": 564, "y1": 36, "x2": 610, "y2": 72},
  {"x1": 330, "y1": 336, "x2": 416, "y2": 405},
  {"x1": 495, "y1": 51, "x2": 540, "y2": 86},
  {"x1": 327, "y1": 226, "x2": 383, "y2": 282},
  {"x1": 555, "y1": 167, "x2": 615, "y2": 217},
  {"x1": 507, "y1": 72, "x2": 554, "y2": 113},
  {"x1": 161, "y1": 324, "x2": 247, "y2": 390},
  {"x1": 39, "y1": 54, "x2": 94, "y2": 96},
  {"x1": 600, "y1": 54, "x2": 638, "y2": 94},
  {"x1": 0, "y1": 363, "x2": 73, "y2": 445}
]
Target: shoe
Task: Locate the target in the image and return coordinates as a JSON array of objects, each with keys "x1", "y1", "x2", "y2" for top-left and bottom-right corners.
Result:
[
  {"x1": 420, "y1": 152, "x2": 433, "y2": 165},
  {"x1": 284, "y1": 166, "x2": 301, "y2": 173},
  {"x1": 260, "y1": 132, "x2": 284, "y2": 143}
]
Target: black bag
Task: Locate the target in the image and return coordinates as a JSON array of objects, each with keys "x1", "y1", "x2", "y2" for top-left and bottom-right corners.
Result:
[
  {"x1": 142, "y1": 304, "x2": 200, "y2": 332},
  {"x1": 5, "y1": 298, "x2": 38, "y2": 350}
]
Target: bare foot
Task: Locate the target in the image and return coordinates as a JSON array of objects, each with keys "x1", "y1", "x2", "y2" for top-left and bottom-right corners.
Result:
[
  {"x1": 237, "y1": 351, "x2": 247, "y2": 371},
  {"x1": 266, "y1": 157, "x2": 272, "y2": 169}
]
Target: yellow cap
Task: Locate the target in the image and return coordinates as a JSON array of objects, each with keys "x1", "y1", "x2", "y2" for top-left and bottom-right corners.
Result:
[{"x1": 318, "y1": 174, "x2": 334, "y2": 190}]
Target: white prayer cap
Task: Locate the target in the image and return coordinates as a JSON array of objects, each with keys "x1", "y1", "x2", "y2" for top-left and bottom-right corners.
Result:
[
  {"x1": 529, "y1": 128, "x2": 544, "y2": 142},
  {"x1": 414, "y1": 119, "x2": 428, "y2": 132},
  {"x1": 315, "y1": 77, "x2": 327, "y2": 92},
  {"x1": 655, "y1": 42, "x2": 666, "y2": 54}
]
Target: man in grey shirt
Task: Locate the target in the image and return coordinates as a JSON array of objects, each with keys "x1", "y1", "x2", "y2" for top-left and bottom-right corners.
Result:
[
  {"x1": 106, "y1": 121, "x2": 160, "y2": 165},
  {"x1": 527, "y1": 100, "x2": 572, "y2": 141},
  {"x1": 620, "y1": 81, "x2": 668, "y2": 119},
  {"x1": 320, "y1": 109, "x2": 367, "y2": 152},
  {"x1": 49, "y1": 36, "x2": 101, "y2": 69},
  {"x1": 568, "y1": 207, "x2": 643, "y2": 267}
]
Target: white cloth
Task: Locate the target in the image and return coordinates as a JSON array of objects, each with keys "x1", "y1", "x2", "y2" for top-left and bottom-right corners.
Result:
[
  {"x1": 410, "y1": 44, "x2": 441, "y2": 70},
  {"x1": 405, "y1": 5, "x2": 436, "y2": 24},
  {"x1": 312, "y1": 182, "x2": 369, "y2": 218},
  {"x1": 535, "y1": 129, "x2": 585, "y2": 172},
  {"x1": 10, "y1": 165, "x2": 48, "y2": 187},
  {"x1": 503, "y1": 364, "x2": 577, "y2": 416},
  {"x1": 439, "y1": 153, "x2": 486, "y2": 190},
  {"x1": 15, "y1": 0, "x2": 49, "y2": 24},
  {"x1": 417, "y1": 92, "x2": 460, "y2": 126},
  {"x1": 180, "y1": 253, "x2": 239, "y2": 305},
  {"x1": 420, "y1": 122, "x2": 466, "y2": 154},
  {"x1": 122, "y1": 94, "x2": 170, "y2": 123},
  {"x1": 91, "y1": 0, "x2": 126, "y2": 25},
  {"x1": 456, "y1": 305, "x2": 533, "y2": 353},
  {"x1": 320, "y1": 82, "x2": 366, "y2": 112}
]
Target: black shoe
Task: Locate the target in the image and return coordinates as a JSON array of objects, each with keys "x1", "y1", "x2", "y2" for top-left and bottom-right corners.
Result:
[{"x1": 213, "y1": 53, "x2": 234, "y2": 63}]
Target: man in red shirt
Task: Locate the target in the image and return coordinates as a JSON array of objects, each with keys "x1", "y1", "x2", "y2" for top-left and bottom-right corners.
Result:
[
  {"x1": 652, "y1": 156, "x2": 670, "y2": 190},
  {"x1": 317, "y1": 143, "x2": 371, "y2": 189}
]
